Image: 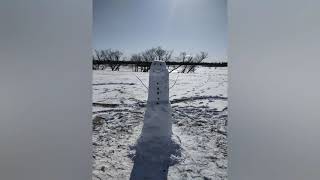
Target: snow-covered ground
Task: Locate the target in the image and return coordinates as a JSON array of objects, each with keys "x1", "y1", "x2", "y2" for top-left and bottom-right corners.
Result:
[{"x1": 92, "y1": 67, "x2": 228, "y2": 180}]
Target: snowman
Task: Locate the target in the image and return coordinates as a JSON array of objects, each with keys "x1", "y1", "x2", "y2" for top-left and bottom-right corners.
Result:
[
  {"x1": 139, "y1": 60, "x2": 172, "y2": 142},
  {"x1": 130, "y1": 61, "x2": 179, "y2": 180}
]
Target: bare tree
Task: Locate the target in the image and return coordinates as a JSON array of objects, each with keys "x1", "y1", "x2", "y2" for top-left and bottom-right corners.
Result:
[
  {"x1": 139, "y1": 47, "x2": 173, "y2": 72},
  {"x1": 112, "y1": 50, "x2": 122, "y2": 71},
  {"x1": 142, "y1": 48, "x2": 156, "y2": 61},
  {"x1": 130, "y1": 53, "x2": 143, "y2": 72},
  {"x1": 141, "y1": 49, "x2": 155, "y2": 71},
  {"x1": 94, "y1": 50, "x2": 102, "y2": 61},
  {"x1": 181, "y1": 53, "x2": 194, "y2": 73},
  {"x1": 186, "y1": 51, "x2": 208, "y2": 73},
  {"x1": 164, "y1": 50, "x2": 173, "y2": 62},
  {"x1": 93, "y1": 49, "x2": 108, "y2": 70},
  {"x1": 154, "y1": 46, "x2": 173, "y2": 62},
  {"x1": 99, "y1": 49, "x2": 123, "y2": 71},
  {"x1": 155, "y1": 47, "x2": 165, "y2": 60},
  {"x1": 169, "y1": 52, "x2": 189, "y2": 73},
  {"x1": 171, "y1": 51, "x2": 208, "y2": 73}
]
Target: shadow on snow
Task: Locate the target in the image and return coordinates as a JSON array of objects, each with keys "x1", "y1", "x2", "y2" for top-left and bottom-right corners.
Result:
[{"x1": 129, "y1": 136, "x2": 181, "y2": 180}]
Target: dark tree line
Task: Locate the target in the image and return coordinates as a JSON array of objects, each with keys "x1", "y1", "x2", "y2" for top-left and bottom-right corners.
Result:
[
  {"x1": 129, "y1": 47, "x2": 173, "y2": 72},
  {"x1": 94, "y1": 49, "x2": 123, "y2": 71},
  {"x1": 93, "y1": 46, "x2": 223, "y2": 73}
]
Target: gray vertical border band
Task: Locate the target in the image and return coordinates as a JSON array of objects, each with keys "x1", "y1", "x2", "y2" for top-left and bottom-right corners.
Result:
[
  {"x1": 0, "y1": 0, "x2": 92, "y2": 180},
  {"x1": 228, "y1": 0, "x2": 320, "y2": 179}
]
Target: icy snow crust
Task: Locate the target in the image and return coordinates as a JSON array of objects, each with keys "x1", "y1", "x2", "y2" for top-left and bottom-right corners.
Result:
[{"x1": 92, "y1": 66, "x2": 228, "y2": 180}]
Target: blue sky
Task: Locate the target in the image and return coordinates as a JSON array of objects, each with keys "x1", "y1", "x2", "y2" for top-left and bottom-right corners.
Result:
[{"x1": 93, "y1": 0, "x2": 227, "y2": 61}]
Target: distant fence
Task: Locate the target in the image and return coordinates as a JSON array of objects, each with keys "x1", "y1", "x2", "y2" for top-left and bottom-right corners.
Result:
[{"x1": 92, "y1": 60, "x2": 227, "y2": 67}]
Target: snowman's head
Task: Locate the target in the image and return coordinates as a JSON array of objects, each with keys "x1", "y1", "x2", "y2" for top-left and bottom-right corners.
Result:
[{"x1": 150, "y1": 60, "x2": 167, "y2": 73}]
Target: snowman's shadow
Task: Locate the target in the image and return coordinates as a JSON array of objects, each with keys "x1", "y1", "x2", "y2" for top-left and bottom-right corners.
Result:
[{"x1": 129, "y1": 137, "x2": 181, "y2": 180}]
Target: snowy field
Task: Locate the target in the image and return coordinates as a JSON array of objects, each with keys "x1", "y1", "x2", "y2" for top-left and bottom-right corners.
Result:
[{"x1": 92, "y1": 67, "x2": 228, "y2": 180}]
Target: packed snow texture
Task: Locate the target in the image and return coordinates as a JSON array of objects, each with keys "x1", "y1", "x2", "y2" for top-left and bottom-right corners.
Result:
[
  {"x1": 92, "y1": 67, "x2": 228, "y2": 180},
  {"x1": 140, "y1": 60, "x2": 172, "y2": 142}
]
